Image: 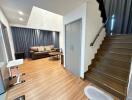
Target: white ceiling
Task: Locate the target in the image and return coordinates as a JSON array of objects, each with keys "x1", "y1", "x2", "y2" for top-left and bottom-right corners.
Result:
[{"x1": 0, "y1": 0, "x2": 87, "y2": 25}]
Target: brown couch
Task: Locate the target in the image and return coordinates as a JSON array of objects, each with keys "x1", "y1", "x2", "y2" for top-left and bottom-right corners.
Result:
[{"x1": 29, "y1": 45, "x2": 54, "y2": 60}]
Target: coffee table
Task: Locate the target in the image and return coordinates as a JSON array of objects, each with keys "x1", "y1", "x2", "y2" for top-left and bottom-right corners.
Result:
[{"x1": 49, "y1": 52, "x2": 62, "y2": 60}]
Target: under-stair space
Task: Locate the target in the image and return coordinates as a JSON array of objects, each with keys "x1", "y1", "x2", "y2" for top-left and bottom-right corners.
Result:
[{"x1": 85, "y1": 35, "x2": 132, "y2": 99}]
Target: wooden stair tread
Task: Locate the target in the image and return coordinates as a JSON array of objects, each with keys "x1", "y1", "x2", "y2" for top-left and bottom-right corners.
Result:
[
  {"x1": 85, "y1": 71, "x2": 126, "y2": 98},
  {"x1": 98, "y1": 48, "x2": 132, "y2": 56},
  {"x1": 109, "y1": 48, "x2": 132, "y2": 55},
  {"x1": 105, "y1": 38, "x2": 132, "y2": 42},
  {"x1": 97, "y1": 61, "x2": 130, "y2": 72},
  {"x1": 93, "y1": 63, "x2": 129, "y2": 83},
  {"x1": 90, "y1": 60, "x2": 130, "y2": 72},
  {"x1": 91, "y1": 57, "x2": 130, "y2": 73},
  {"x1": 97, "y1": 49, "x2": 132, "y2": 57},
  {"x1": 103, "y1": 42, "x2": 132, "y2": 45},
  {"x1": 97, "y1": 54, "x2": 131, "y2": 63},
  {"x1": 97, "y1": 62, "x2": 130, "y2": 74},
  {"x1": 102, "y1": 43, "x2": 132, "y2": 49},
  {"x1": 105, "y1": 53, "x2": 131, "y2": 62},
  {"x1": 100, "y1": 57, "x2": 131, "y2": 69},
  {"x1": 109, "y1": 51, "x2": 132, "y2": 56},
  {"x1": 110, "y1": 35, "x2": 132, "y2": 39},
  {"x1": 93, "y1": 56, "x2": 131, "y2": 70},
  {"x1": 105, "y1": 41, "x2": 132, "y2": 44}
]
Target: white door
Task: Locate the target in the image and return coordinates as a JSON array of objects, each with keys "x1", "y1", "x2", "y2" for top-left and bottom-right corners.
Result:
[
  {"x1": 65, "y1": 23, "x2": 71, "y2": 71},
  {"x1": 65, "y1": 19, "x2": 82, "y2": 77}
]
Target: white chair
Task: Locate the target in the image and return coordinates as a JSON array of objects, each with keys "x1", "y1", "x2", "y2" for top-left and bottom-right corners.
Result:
[{"x1": 7, "y1": 59, "x2": 25, "y2": 86}]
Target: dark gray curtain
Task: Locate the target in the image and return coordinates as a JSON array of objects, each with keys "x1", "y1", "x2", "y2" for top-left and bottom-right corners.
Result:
[
  {"x1": 53, "y1": 32, "x2": 59, "y2": 48},
  {"x1": 11, "y1": 27, "x2": 54, "y2": 57},
  {"x1": 39, "y1": 30, "x2": 60, "y2": 48},
  {"x1": 39, "y1": 30, "x2": 53, "y2": 46},
  {"x1": 103, "y1": 0, "x2": 132, "y2": 34}
]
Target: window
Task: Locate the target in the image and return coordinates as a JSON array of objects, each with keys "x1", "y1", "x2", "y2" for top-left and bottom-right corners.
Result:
[{"x1": 110, "y1": 14, "x2": 116, "y2": 32}]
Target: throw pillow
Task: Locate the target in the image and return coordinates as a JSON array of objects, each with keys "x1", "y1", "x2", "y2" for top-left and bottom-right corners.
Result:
[
  {"x1": 30, "y1": 47, "x2": 38, "y2": 52},
  {"x1": 38, "y1": 47, "x2": 44, "y2": 52}
]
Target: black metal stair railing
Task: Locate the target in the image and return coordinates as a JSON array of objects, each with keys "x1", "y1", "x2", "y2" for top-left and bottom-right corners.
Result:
[
  {"x1": 90, "y1": 17, "x2": 110, "y2": 46},
  {"x1": 90, "y1": 0, "x2": 108, "y2": 46}
]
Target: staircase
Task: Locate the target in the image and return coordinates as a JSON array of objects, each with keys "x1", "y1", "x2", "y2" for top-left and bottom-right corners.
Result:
[{"x1": 85, "y1": 34, "x2": 132, "y2": 99}]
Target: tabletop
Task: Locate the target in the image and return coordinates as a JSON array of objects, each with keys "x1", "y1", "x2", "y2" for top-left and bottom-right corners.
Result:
[{"x1": 7, "y1": 59, "x2": 24, "y2": 68}]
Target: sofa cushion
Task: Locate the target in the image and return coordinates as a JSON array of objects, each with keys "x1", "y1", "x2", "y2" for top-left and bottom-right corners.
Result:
[
  {"x1": 45, "y1": 46, "x2": 50, "y2": 51},
  {"x1": 30, "y1": 47, "x2": 38, "y2": 52},
  {"x1": 38, "y1": 46, "x2": 45, "y2": 52},
  {"x1": 34, "y1": 51, "x2": 48, "y2": 55},
  {"x1": 45, "y1": 45, "x2": 54, "y2": 51},
  {"x1": 49, "y1": 45, "x2": 54, "y2": 49}
]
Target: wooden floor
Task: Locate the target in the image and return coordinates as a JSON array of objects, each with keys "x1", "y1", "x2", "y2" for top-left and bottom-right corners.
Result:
[{"x1": 7, "y1": 58, "x2": 89, "y2": 100}]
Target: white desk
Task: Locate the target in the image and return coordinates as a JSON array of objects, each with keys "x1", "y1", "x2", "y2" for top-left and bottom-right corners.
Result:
[
  {"x1": 7, "y1": 59, "x2": 23, "y2": 68},
  {"x1": 7, "y1": 59, "x2": 25, "y2": 86},
  {"x1": 0, "y1": 62, "x2": 5, "y2": 68},
  {"x1": 7, "y1": 59, "x2": 23, "y2": 77}
]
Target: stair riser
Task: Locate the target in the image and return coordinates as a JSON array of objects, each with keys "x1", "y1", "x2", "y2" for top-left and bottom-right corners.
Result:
[
  {"x1": 88, "y1": 62, "x2": 97, "y2": 70},
  {"x1": 96, "y1": 50, "x2": 107, "y2": 56}
]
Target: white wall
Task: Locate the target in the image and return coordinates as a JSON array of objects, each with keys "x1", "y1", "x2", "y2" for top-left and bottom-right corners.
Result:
[
  {"x1": 0, "y1": 8, "x2": 15, "y2": 61},
  {"x1": 64, "y1": 0, "x2": 106, "y2": 78},
  {"x1": 0, "y1": 25, "x2": 8, "y2": 63},
  {"x1": 127, "y1": 59, "x2": 132, "y2": 100},
  {"x1": 63, "y1": 3, "x2": 87, "y2": 78},
  {"x1": 27, "y1": 6, "x2": 64, "y2": 50},
  {"x1": 84, "y1": 0, "x2": 106, "y2": 73}
]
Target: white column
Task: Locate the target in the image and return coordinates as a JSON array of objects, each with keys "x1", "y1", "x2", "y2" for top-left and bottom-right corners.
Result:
[{"x1": 127, "y1": 58, "x2": 132, "y2": 100}]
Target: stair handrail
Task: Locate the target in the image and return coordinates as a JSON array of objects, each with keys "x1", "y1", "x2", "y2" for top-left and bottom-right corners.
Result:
[{"x1": 90, "y1": 17, "x2": 110, "y2": 46}]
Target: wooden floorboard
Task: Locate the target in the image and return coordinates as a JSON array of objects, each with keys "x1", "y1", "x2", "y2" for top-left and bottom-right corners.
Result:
[{"x1": 7, "y1": 58, "x2": 89, "y2": 100}]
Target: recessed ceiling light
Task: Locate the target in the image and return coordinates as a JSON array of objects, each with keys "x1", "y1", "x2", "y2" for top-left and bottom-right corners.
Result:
[
  {"x1": 19, "y1": 18, "x2": 24, "y2": 21},
  {"x1": 18, "y1": 11, "x2": 24, "y2": 15}
]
